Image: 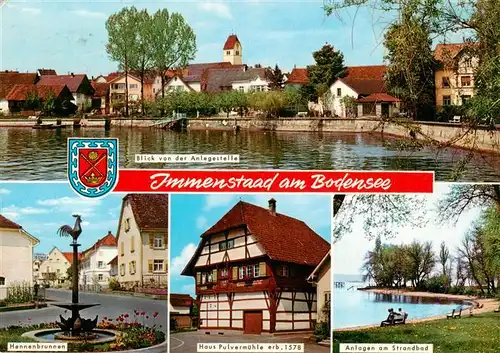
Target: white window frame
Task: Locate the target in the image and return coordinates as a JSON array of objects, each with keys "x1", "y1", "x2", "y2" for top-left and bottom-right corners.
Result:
[
  {"x1": 154, "y1": 234, "x2": 164, "y2": 249},
  {"x1": 153, "y1": 259, "x2": 164, "y2": 272}
]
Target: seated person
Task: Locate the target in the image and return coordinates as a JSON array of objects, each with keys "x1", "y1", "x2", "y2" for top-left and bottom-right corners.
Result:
[{"x1": 380, "y1": 308, "x2": 396, "y2": 326}]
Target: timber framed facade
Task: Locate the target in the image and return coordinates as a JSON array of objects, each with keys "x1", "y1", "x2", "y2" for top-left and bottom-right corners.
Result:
[{"x1": 182, "y1": 199, "x2": 330, "y2": 334}]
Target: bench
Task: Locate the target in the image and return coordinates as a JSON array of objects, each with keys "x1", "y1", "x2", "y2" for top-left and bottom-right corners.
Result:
[
  {"x1": 494, "y1": 305, "x2": 499, "y2": 313},
  {"x1": 449, "y1": 115, "x2": 461, "y2": 123},
  {"x1": 447, "y1": 308, "x2": 462, "y2": 319},
  {"x1": 380, "y1": 312, "x2": 408, "y2": 327}
]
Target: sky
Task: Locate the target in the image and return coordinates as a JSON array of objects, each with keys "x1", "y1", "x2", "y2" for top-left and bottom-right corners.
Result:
[
  {"x1": 333, "y1": 183, "x2": 484, "y2": 277},
  {"x1": 0, "y1": 182, "x2": 125, "y2": 254},
  {"x1": 170, "y1": 194, "x2": 331, "y2": 297},
  {"x1": 0, "y1": 0, "x2": 398, "y2": 76}
]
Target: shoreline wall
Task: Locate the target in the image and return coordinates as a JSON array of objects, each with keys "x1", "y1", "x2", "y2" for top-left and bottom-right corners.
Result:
[{"x1": 0, "y1": 116, "x2": 498, "y2": 153}]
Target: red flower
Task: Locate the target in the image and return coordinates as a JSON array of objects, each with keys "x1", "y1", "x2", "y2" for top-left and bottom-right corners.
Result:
[
  {"x1": 146, "y1": 315, "x2": 149, "y2": 319},
  {"x1": 124, "y1": 313, "x2": 129, "y2": 318},
  {"x1": 153, "y1": 312, "x2": 159, "y2": 318},
  {"x1": 141, "y1": 311, "x2": 146, "y2": 315}
]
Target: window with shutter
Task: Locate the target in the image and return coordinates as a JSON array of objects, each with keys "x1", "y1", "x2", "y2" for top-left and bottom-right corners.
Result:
[
  {"x1": 196, "y1": 273, "x2": 201, "y2": 285},
  {"x1": 148, "y1": 260, "x2": 153, "y2": 273},
  {"x1": 259, "y1": 262, "x2": 266, "y2": 276},
  {"x1": 130, "y1": 236, "x2": 134, "y2": 253},
  {"x1": 232, "y1": 266, "x2": 238, "y2": 280},
  {"x1": 148, "y1": 233, "x2": 154, "y2": 248}
]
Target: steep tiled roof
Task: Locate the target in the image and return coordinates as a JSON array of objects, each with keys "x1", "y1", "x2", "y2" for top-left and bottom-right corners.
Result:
[
  {"x1": 37, "y1": 74, "x2": 88, "y2": 93},
  {"x1": 91, "y1": 82, "x2": 110, "y2": 98},
  {"x1": 170, "y1": 293, "x2": 194, "y2": 307},
  {"x1": 184, "y1": 201, "x2": 330, "y2": 274},
  {"x1": 83, "y1": 231, "x2": 117, "y2": 254},
  {"x1": 5, "y1": 84, "x2": 68, "y2": 101},
  {"x1": 126, "y1": 194, "x2": 169, "y2": 229},
  {"x1": 286, "y1": 68, "x2": 309, "y2": 84},
  {"x1": 339, "y1": 65, "x2": 388, "y2": 95},
  {"x1": 187, "y1": 62, "x2": 240, "y2": 77},
  {"x1": 62, "y1": 252, "x2": 78, "y2": 263},
  {"x1": 205, "y1": 67, "x2": 266, "y2": 93},
  {"x1": 0, "y1": 214, "x2": 22, "y2": 229},
  {"x1": 433, "y1": 43, "x2": 477, "y2": 62},
  {"x1": 357, "y1": 92, "x2": 400, "y2": 103},
  {"x1": 0, "y1": 71, "x2": 38, "y2": 99},
  {"x1": 223, "y1": 35, "x2": 240, "y2": 50}
]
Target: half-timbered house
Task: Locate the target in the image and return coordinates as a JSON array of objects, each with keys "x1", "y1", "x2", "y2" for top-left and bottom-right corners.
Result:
[{"x1": 182, "y1": 199, "x2": 330, "y2": 334}]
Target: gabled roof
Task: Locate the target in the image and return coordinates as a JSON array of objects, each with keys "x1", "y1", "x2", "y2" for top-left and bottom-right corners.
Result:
[
  {"x1": 82, "y1": 231, "x2": 117, "y2": 258},
  {"x1": 0, "y1": 71, "x2": 39, "y2": 99},
  {"x1": 187, "y1": 62, "x2": 240, "y2": 77},
  {"x1": 106, "y1": 71, "x2": 157, "y2": 84},
  {"x1": 108, "y1": 255, "x2": 118, "y2": 265},
  {"x1": 0, "y1": 213, "x2": 39, "y2": 245},
  {"x1": 183, "y1": 201, "x2": 330, "y2": 275},
  {"x1": 433, "y1": 42, "x2": 477, "y2": 62},
  {"x1": 0, "y1": 214, "x2": 22, "y2": 229},
  {"x1": 170, "y1": 293, "x2": 194, "y2": 307},
  {"x1": 37, "y1": 74, "x2": 89, "y2": 93},
  {"x1": 335, "y1": 65, "x2": 388, "y2": 96},
  {"x1": 5, "y1": 84, "x2": 70, "y2": 101},
  {"x1": 204, "y1": 67, "x2": 267, "y2": 93},
  {"x1": 161, "y1": 76, "x2": 195, "y2": 93},
  {"x1": 357, "y1": 93, "x2": 400, "y2": 103},
  {"x1": 91, "y1": 82, "x2": 110, "y2": 98},
  {"x1": 62, "y1": 252, "x2": 77, "y2": 264},
  {"x1": 125, "y1": 194, "x2": 169, "y2": 230},
  {"x1": 286, "y1": 68, "x2": 309, "y2": 84},
  {"x1": 223, "y1": 35, "x2": 240, "y2": 50}
]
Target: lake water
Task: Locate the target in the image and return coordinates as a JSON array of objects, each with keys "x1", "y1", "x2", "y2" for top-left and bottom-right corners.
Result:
[
  {"x1": 333, "y1": 285, "x2": 467, "y2": 329},
  {"x1": 0, "y1": 127, "x2": 499, "y2": 181}
]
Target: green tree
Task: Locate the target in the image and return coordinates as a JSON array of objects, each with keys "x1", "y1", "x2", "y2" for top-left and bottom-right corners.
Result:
[
  {"x1": 41, "y1": 89, "x2": 56, "y2": 116},
  {"x1": 106, "y1": 6, "x2": 140, "y2": 117},
  {"x1": 383, "y1": 5, "x2": 436, "y2": 120},
  {"x1": 25, "y1": 89, "x2": 41, "y2": 111},
  {"x1": 267, "y1": 64, "x2": 284, "y2": 90},
  {"x1": 305, "y1": 44, "x2": 347, "y2": 103},
  {"x1": 128, "y1": 9, "x2": 155, "y2": 115},
  {"x1": 150, "y1": 9, "x2": 196, "y2": 100}
]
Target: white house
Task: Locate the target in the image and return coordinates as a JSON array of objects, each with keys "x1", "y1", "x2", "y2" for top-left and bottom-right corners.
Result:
[
  {"x1": 0, "y1": 214, "x2": 39, "y2": 300},
  {"x1": 79, "y1": 231, "x2": 117, "y2": 289},
  {"x1": 116, "y1": 194, "x2": 168, "y2": 290},
  {"x1": 38, "y1": 247, "x2": 73, "y2": 287},
  {"x1": 307, "y1": 250, "x2": 331, "y2": 324}
]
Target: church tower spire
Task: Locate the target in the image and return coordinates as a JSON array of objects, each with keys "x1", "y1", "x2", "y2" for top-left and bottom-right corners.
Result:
[{"x1": 223, "y1": 34, "x2": 242, "y2": 65}]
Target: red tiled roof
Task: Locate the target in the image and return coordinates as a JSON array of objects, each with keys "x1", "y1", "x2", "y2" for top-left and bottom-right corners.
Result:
[
  {"x1": 108, "y1": 255, "x2": 118, "y2": 265},
  {"x1": 62, "y1": 252, "x2": 78, "y2": 263},
  {"x1": 286, "y1": 68, "x2": 309, "y2": 84},
  {"x1": 0, "y1": 71, "x2": 38, "y2": 99},
  {"x1": 37, "y1": 74, "x2": 88, "y2": 92},
  {"x1": 5, "y1": 84, "x2": 68, "y2": 101},
  {"x1": 170, "y1": 293, "x2": 194, "y2": 307},
  {"x1": 433, "y1": 43, "x2": 477, "y2": 62},
  {"x1": 184, "y1": 201, "x2": 330, "y2": 273},
  {"x1": 0, "y1": 214, "x2": 22, "y2": 229},
  {"x1": 337, "y1": 65, "x2": 388, "y2": 95},
  {"x1": 105, "y1": 72, "x2": 121, "y2": 82},
  {"x1": 91, "y1": 82, "x2": 109, "y2": 98},
  {"x1": 223, "y1": 35, "x2": 240, "y2": 50},
  {"x1": 126, "y1": 194, "x2": 169, "y2": 229},
  {"x1": 357, "y1": 93, "x2": 400, "y2": 103},
  {"x1": 345, "y1": 65, "x2": 386, "y2": 80},
  {"x1": 83, "y1": 231, "x2": 117, "y2": 255}
]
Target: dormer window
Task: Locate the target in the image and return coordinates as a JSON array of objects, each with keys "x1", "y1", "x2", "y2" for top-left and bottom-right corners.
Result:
[{"x1": 280, "y1": 265, "x2": 290, "y2": 277}]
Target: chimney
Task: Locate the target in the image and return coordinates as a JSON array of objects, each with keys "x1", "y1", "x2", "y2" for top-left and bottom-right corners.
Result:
[{"x1": 268, "y1": 198, "x2": 276, "y2": 216}]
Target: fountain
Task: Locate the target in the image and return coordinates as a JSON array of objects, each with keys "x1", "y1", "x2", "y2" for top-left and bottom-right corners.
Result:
[{"x1": 23, "y1": 215, "x2": 117, "y2": 344}]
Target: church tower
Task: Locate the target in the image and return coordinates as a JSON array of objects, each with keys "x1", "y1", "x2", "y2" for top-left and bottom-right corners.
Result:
[{"x1": 223, "y1": 34, "x2": 242, "y2": 65}]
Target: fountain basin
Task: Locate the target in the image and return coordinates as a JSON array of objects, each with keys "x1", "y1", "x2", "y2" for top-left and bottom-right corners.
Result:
[{"x1": 22, "y1": 328, "x2": 118, "y2": 344}]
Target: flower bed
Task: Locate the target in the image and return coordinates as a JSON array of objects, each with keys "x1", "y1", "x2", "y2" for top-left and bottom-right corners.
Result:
[{"x1": 0, "y1": 312, "x2": 165, "y2": 352}]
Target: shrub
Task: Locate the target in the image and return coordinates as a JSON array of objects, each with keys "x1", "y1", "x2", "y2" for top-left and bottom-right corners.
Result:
[
  {"x1": 4, "y1": 282, "x2": 33, "y2": 304},
  {"x1": 420, "y1": 275, "x2": 450, "y2": 293},
  {"x1": 170, "y1": 317, "x2": 178, "y2": 332},
  {"x1": 435, "y1": 105, "x2": 466, "y2": 122},
  {"x1": 108, "y1": 278, "x2": 121, "y2": 291},
  {"x1": 314, "y1": 321, "x2": 329, "y2": 342}
]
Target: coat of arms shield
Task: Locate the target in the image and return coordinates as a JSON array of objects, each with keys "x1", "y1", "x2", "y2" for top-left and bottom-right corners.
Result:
[{"x1": 68, "y1": 138, "x2": 119, "y2": 197}]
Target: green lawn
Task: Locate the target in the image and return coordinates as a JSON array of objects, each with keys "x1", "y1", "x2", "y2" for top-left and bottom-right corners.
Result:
[{"x1": 333, "y1": 312, "x2": 500, "y2": 353}]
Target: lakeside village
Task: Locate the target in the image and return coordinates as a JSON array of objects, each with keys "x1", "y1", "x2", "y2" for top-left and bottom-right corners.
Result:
[{"x1": 0, "y1": 11, "x2": 484, "y2": 128}]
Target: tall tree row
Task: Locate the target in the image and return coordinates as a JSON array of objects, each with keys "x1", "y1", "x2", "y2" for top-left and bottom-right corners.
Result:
[{"x1": 105, "y1": 7, "x2": 196, "y2": 116}]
